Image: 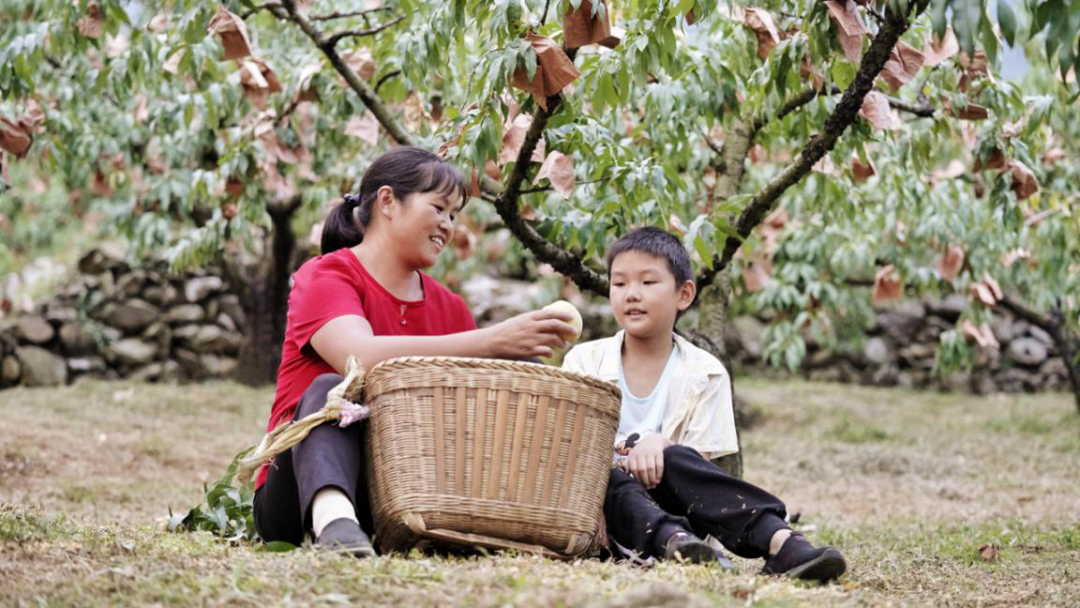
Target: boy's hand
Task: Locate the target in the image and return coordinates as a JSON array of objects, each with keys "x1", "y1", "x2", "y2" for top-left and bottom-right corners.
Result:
[{"x1": 626, "y1": 433, "x2": 670, "y2": 489}]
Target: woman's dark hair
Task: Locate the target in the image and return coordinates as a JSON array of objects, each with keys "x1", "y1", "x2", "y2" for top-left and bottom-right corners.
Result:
[{"x1": 321, "y1": 147, "x2": 469, "y2": 254}]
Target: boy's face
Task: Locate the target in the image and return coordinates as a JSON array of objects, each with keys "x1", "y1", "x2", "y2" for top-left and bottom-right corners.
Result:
[{"x1": 609, "y1": 251, "x2": 696, "y2": 340}]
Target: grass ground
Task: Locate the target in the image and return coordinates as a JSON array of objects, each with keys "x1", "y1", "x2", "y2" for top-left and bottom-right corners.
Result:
[{"x1": 1, "y1": 378, "x2": 1078, "y2": 607}]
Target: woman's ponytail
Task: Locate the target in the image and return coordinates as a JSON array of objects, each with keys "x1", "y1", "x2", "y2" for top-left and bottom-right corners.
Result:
[{"x1": 320, "y1": 193, "x2": 365, "y2": 254}]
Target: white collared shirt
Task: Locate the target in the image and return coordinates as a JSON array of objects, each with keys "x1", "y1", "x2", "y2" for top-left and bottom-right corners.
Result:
[{"x1": 563, "y1": 330, "x2": 739, "y2": 460}]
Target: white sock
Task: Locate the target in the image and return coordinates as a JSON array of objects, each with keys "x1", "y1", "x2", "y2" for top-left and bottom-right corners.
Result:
[{"x1": 311, "y1": 487, "x2": 359, "y2": 538}]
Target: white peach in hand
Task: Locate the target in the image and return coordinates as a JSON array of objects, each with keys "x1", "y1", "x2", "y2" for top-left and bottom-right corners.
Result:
[{"x1": 542, "y1": 300, "x2": 583, "y2": 341}]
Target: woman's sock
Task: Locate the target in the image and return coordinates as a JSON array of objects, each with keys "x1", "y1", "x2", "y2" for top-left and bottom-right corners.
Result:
[{"x1": 311, "y1": 487, "x2": 359, "y2": 538}]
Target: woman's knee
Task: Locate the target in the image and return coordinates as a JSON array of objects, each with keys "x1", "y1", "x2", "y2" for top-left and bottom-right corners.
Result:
[{"x1": 296, "y1": 373, "x2": 345, "y2": 417}]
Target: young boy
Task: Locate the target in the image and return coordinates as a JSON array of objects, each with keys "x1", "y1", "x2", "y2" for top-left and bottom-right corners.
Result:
[{"x1": 562, "y1": 227, "x2": 846, "y2": 582}]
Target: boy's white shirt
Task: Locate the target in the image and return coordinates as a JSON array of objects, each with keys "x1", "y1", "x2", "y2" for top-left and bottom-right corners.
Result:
[{"x1": 562, "y1": 330, "x2": 739, "y2": 460}]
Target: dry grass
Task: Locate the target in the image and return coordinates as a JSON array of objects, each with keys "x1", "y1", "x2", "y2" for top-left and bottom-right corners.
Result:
[{"x1": 1, "y1": 378, "x2": 1078, "y2": 607}]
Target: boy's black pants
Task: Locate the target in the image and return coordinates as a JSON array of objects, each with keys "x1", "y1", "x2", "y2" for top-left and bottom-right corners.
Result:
[
  {"x1": 252, "y1": 373, "x2": 374, "y2": 545},
  {"x1": 605, "y1": 445, "x2": 789, "y2": 559}
]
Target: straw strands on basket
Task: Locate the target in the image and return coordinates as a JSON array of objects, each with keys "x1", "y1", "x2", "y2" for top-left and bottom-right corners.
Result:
[{"x1": 235, "y1": 356, "x2": 369, "y2": 485}]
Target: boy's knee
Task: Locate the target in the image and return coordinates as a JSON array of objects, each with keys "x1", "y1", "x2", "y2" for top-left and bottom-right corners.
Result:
[{"x1": 662, "y1": 444, "x2": 702, "y2": 462}]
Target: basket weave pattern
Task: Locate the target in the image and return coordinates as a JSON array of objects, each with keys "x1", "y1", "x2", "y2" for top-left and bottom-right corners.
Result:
[{"x1": 364, "y1": 357, "x2": 621, "y2": 558}]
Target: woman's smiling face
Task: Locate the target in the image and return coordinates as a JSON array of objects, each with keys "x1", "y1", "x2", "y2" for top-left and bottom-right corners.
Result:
[{"x1": 388, "y1": 188, "x2": 462, "y2": 269}]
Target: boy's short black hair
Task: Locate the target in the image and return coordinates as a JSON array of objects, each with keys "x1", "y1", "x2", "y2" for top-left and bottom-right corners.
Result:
[{"x1": 606, "y1": 226, "x2": 694, "y2": 285}]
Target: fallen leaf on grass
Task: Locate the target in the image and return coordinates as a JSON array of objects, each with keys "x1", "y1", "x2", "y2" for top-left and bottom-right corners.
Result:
[{"x1": 978, "y1": 543, "x2": 999, "y2": 561}]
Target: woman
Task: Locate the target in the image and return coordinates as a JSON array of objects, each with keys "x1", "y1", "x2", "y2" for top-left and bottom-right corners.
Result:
[{"x1": 253, "y1": 147, "x2": 575, "y2": 555}]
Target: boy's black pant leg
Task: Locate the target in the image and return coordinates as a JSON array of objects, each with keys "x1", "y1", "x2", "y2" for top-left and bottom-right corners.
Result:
[
  {"x1": 605, "y1": 467, "x2": 694, "y2": 558},
  {"x1": 650, "y1": 445, "x2": 789, "y2": 559},
  {"x1": 253, "y1": 373, "x2": 374, "y2": 544}
]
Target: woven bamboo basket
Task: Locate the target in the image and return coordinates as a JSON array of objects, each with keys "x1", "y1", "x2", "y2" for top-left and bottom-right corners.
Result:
[{"x1": 363, "y1": 356, "x2": 621, "y2": 559}]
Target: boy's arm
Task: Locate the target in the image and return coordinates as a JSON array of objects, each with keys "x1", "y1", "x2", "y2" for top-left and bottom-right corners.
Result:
[
  {"x1": 680, "y1": 373, "x2": 739, "y2": 460},
  {"x1": 560, "y1": 344, "x2": 588, "y2": 375}
]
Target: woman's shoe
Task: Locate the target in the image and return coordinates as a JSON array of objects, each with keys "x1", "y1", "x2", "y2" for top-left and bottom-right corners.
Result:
[{"x1": 315, "y1": 518, "x2": 376, "y2": 557}]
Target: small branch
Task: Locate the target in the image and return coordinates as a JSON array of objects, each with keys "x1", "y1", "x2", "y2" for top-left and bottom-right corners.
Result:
[
  {"x1": 373, "y1": 70, "x2": 401, "y2": 95},
  {"x1": 519, "y1": 177, "x2": 612, "y2": 194},
  {"x1": 864, "y1": 5, "x2": 886, "y2": 25},
  {"x1": 698, "y1": 0, "x2": 930, "y2": 291},
  {"x1": 280, "y1": 0, "x2": 417, "y2": 147},
  {"x1": 325, "y1": 15, "x2": 406, "y2": 47},
  {"x1": 541, "y1": 0, "x2": 552, "y2": 24},
  {"x1": 312, "y1": 7, "x2": 394, "y2": 21},
  {"x1": 701, "y1": 127, "x2": 724, "y2": 156},
  {"x1": 241, "y1": 2, "x2": 285, "y2": 19}
]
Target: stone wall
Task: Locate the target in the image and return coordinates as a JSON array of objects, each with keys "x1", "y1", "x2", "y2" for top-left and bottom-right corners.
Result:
[
  {"x1": 0, "y1": 252, "x2": 1070, "y2": 395},
  {"x1": 724, "y1": 296, "x2": 1071, "y2": 394},
  {"x1": 0, "y1": 247, "x2": 244, "y2": 388}
]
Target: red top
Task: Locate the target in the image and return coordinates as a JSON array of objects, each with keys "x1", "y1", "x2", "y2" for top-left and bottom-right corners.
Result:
[{"x1": 255, "y1": 247, "x2": 477, "y2": 489}]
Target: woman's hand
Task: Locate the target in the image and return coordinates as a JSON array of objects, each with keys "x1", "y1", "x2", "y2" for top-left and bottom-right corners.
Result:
[
  {"x1": 481, "y1": 309, "x2": 578, "y2": 360},
  {"x1": 625, "y1": 433, "x2": 670, "y2": 489}
]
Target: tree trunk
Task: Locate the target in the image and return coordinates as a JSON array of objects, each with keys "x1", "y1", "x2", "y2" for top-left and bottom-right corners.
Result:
[
  {"x1": 231, "y1": 201, "x2": 301, "y2": 386},
  {"x1": 1049, "y1": 308, "x2": 1080, "y2": 415},
  {"x1": 694, "y1": 274, "x2": 744, "y2": 479}
]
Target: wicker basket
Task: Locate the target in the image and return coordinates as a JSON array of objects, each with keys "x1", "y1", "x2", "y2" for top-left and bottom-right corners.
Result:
[{"x1": 363, "y1": 356, "x2": 621, "y2": 559}]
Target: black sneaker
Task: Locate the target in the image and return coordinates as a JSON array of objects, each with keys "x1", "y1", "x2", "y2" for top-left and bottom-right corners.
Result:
[
  {"x1": 762, "y1": 532, "x2": 846, "y2": 583},
  {"x1": 664, "y1": 532, "x2": 722, "y2": 565},
  {"x1": 315, "y1": 518, "x2": 376, "y2": 557}
]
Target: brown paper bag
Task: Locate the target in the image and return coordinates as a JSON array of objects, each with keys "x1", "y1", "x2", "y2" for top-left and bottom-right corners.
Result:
[
  {"x1": 563, "y1": 0, "x2": 614, "y2": 49},
  {"x1": 207, "y1": 6, "x2": 253, "y2": 61},
  {"x1": 511, "y1": 33, "x2": 581, "y2": 111}
]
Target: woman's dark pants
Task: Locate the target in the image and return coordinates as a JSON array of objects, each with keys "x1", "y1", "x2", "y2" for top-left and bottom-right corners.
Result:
[
  {"x1": 252, "y1": 373, "x2": 373, "y2": 544},
  {"x1": 605, "y1": 445, "x2": 789, "y2": 559}
]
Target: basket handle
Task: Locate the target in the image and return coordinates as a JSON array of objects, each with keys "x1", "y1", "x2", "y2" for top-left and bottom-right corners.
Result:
[{"x1": 402, "y1": 512, "x2": 569, "y2": 560}]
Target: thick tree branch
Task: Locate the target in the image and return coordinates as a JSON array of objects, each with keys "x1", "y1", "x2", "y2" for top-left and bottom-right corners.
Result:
[
  {"x1": 492, "y1": 51, "x2": 609, "y2": 295},
  {"x1": 697, "y1": 1, "x2": 930, "y2": 291},
  {"x1": 281, "y1": 0, "x2": 417, "y2": 147},
  {"x1": 280, "y1": 0, "x2": 596, "y2": 291},
  {"x1": 753, "y1": 85, "x2": 935, "y2": 137},
  {"x1": 325, "y1": 15, "x2": 406, "y2": 47}
]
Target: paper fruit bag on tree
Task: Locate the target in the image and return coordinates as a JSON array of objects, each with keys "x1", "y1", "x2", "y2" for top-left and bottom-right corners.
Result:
[
  {"x1": 511, "y1": 33, "x2": 581, "y2": 111},
  {"x1": 563, "y1": 0, "x2": 618, "y2": 49}
]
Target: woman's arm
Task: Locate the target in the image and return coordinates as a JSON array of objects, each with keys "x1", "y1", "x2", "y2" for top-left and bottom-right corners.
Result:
[{"x1": 310, "y1": 310, "x2": 576, "y2": 374}]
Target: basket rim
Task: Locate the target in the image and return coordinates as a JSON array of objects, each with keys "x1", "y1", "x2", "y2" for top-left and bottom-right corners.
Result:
[{"x1": 367, "y1": 356, "x2": 620, "y2": 398}]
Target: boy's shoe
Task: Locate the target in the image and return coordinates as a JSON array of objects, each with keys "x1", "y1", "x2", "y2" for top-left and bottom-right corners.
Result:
[
  {"x1": 762, "y1": 532, "x2": 846, "y2": 583},
  {"x1": 664, "y1": 532, "x2": 732, "y2": 568},
  {"x1": 315, "y1": 518, "x2": 376, "y2": 557}
]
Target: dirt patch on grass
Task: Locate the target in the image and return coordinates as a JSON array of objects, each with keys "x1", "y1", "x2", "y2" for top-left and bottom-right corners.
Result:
[{"x1": 2, "y1": 379, "x2": 1079, "y2": 606}]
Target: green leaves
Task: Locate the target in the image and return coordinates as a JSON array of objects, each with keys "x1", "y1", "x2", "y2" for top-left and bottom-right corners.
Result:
[
  {"x1": 167, "y1": 448, "x2": 264, "y2": 544},
  {"x1": 997, "y1": 0, "x2": 1018, "y2": 46}
]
